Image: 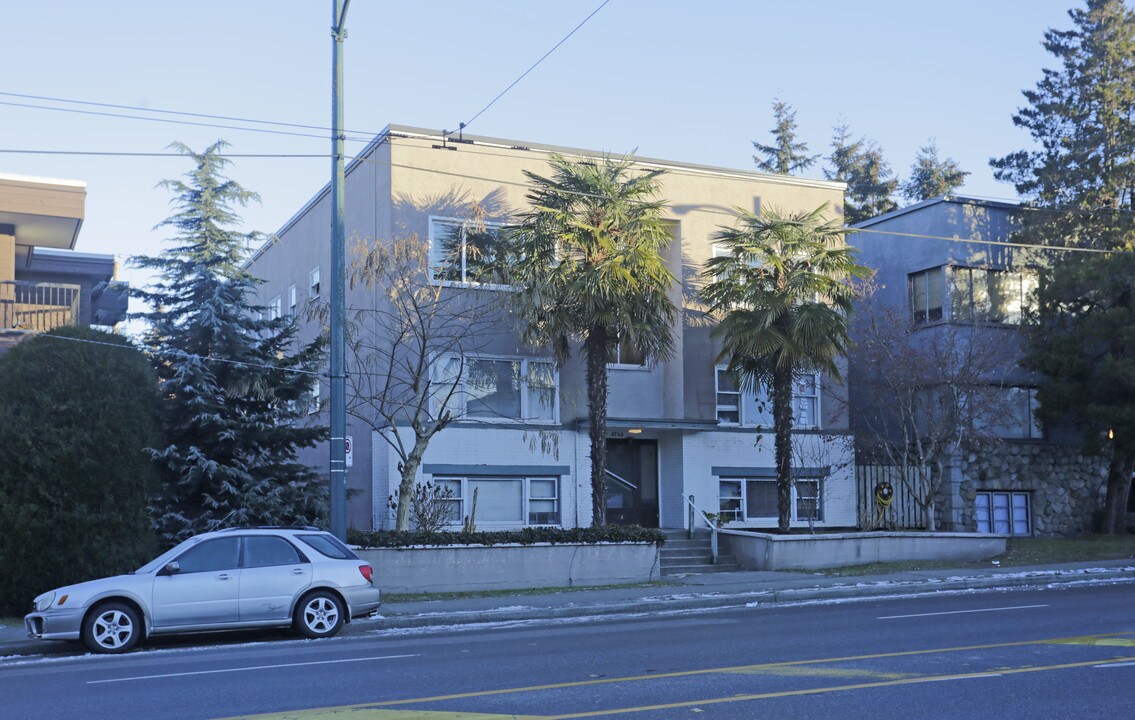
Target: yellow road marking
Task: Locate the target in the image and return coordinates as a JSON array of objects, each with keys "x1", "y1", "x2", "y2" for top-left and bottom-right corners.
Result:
[
  {"x1": 535, "y1": 656, "x2": 1135, "y2": 720},
  {"x1": 720, "y1": 665, "x2": 913, "y2": 680},
  {"x1": 1046, "y1": 636, "x2": 1135, "y2": 647},
  {"x1": 217, "y1": 633, "x2": 1135, "y2": 720},
  {"x1": 226, "y1": 711, "x2": 543, "y2": 720}
]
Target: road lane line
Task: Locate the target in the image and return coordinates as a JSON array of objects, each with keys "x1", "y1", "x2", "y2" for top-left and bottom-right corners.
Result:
[
  {"x1": 86, "y1": 654, "x2": 419, "y2": 684},
  {"x1": 216, "y1": 633, "x2": 1135, "y2": 719},
  {"x1": 878, "y1": 604, "x2": 1048, "y2": 619}
]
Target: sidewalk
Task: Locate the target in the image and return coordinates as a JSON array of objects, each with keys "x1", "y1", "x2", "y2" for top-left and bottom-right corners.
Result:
[{"x1": 3, "y1": 560, "x2": 1133, "y2": 657}]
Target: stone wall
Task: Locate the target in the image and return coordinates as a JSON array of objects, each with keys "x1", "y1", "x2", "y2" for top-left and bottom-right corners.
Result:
[{"x1": 954, "y1": 443, "x2": 1108, "y2": 536}]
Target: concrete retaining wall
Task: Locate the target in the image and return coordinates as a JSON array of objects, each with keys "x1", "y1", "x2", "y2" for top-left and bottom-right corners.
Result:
[
  {"x1": 357, "y1": 543, "x2": 661, "y2": 594},
  {"x1": 720, "y1": 530, "x2": 1006, "y2": 571}
]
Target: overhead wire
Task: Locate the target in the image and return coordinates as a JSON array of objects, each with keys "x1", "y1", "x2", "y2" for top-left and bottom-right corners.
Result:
[{"x1": 455, "y1": 0, "x2": 613, "y2": 133}]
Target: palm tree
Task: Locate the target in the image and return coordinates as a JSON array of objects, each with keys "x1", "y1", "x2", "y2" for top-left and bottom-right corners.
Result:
[
  {"x1": 506, "y1": 154, "x2": 678, "y2": 526},
  {"x1": 701, "y1": 205, "x2": 867, "y2": 532}
]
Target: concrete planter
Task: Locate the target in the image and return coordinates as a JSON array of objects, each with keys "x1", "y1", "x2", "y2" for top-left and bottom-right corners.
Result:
[
  {"x1": 357, "y1": 542, "x2": 661, "y2": 594},
  {"x1": 720, "y1": 530, "x2": 1007, "y2": 571}
]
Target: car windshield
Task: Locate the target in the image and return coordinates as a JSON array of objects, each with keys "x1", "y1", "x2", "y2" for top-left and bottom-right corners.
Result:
[
  {"x1": 134, "y1": 536, "x2": 202, "y2": 574},
  {"x1": 296, "y1": 533, "x2": 358, "y2": 560}
]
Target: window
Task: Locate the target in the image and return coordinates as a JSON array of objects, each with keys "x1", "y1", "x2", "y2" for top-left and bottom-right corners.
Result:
[
  {"x1": 434, "y1": 476, "x2": 560, "y2": 526},
  {"x1": 911, "y1": 266, "x2": 1036, "y2": 325},
  {"x1": 308, "y1": 380, "x2": 321, "y2": 415},
  {"x1": 433, "y1": 355, "x2": 558, "y2": 423},
  {"x1": 428, "y1": 217, "x2": 507, "y2": 285},
  {"x1": 608, "y1": 333, "x2": 646, "y2": 367},
  {"x1": 309, "y1": 267, "x2": 321, "y2": 298},
  {"x1": 243, "y1": 536, "x2": 304, "y2": 568},
  {"x1": 715, "y1": 366, "x2": 821, "y2": 429},
  {"x1": 951, "y1": 267, "x2": 1036, "y2": 324},
  {"x1": 718, "y1": 478, "x2": 823, "y2": 523},
  {"x1": 296, "y1": 533, "x2": 358, "y2": 560},
  {"x1": 268, "y1": 295, "x2": 282, "y2": 320},
  {"x1": 910, "y1": 267, "x2": 945, "y2": 324},
  {"x1": 994, "y1": 387, "x2": 1043, "y2": 440},
  {"x1": 288, "y1": 285, "x2": 297, "y2": 315},
  {"x1": 975, "y1": 491, "x2": 1030, "y2": 535},
  {"x1": 174, "y1": 538, "x2": 241, "y2": 574}
]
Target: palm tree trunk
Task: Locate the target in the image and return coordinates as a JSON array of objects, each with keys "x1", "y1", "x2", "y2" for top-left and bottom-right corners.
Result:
[
  {"x1": 586, "y1": 325, "x2": 610, "y2": 527},
  {"x1": 772, "y1": 363, "x2": 794, "y2": 533}
]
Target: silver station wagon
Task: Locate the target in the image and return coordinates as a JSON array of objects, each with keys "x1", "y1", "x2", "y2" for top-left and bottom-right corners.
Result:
[{"x1": 24, "y1": 527, "x2": 381, "y2": 654}]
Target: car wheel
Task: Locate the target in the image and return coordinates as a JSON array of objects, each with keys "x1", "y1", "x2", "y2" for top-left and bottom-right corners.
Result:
[
  {"x1": 82, "y1": 602, "x2": 142, "y2": 654},
  {"x1": 294, "y1": 590, "x2": 345, "y2": 639}
]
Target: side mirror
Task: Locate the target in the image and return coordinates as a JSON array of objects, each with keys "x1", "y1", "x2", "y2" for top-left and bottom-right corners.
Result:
[{"x1": 160, "y1": 561, "x2": 181, "y2": 576}]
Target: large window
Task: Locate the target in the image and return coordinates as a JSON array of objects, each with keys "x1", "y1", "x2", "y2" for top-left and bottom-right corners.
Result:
[
  {"x1": 910, "y1": 266, "x2": 1036, "y2": 325},
  {"x1": 607, "y1": 333, "x2": 646, "y2": 367},
  {"x1": 434, "y1": 476, "x2": 560, "y2": 526},
  {"x1": 433, "y1": 355, "x2": 558, "y2": 423},
  {"x1": 994, "y1": 387, "x2": 1043, "y2": 440},
  {"x1": 429, "y1": 217, "x2": 507, "y2": 285},
  {"x1": 975, "y1": 491, "x2": 1030, "y2": 535},
  {"x1": 718, "y1": 478, "x2": 822, "y2": 524},
  {"x1": 715, "y1": 366, "x2": 821, "y2": 429}
]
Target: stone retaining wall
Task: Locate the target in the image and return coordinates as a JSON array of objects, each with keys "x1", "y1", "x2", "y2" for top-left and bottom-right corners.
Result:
[{"x1": 955, "y1": 443, "x2": 1108, "y2": 536}]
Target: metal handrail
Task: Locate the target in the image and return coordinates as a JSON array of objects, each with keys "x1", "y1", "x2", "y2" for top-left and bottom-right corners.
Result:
[
  {"x1": 682, "y1": 494, "x2": 718, "y2": 564},
  {"x1": 0, "y1": 280, "x2": 81, "y2": 332}
]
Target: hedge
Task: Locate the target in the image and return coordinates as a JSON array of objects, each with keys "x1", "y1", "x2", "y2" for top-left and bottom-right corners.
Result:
[{"x1": 348, "y1": 525, "x2": 666, "y2": 549}]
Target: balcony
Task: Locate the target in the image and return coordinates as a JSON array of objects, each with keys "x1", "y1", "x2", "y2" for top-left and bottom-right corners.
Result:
[{"x1": 0, "y1": 280, "x2": 81, "y2": 333}]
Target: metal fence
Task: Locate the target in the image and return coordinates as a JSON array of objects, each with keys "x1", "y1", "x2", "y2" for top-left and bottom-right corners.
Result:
[
  {"x1": 856, "y1": 465, "x2": 928, "y2": 530},
  {"x1": 0, "y1": 281, "x2": 81, "y2": 332}
]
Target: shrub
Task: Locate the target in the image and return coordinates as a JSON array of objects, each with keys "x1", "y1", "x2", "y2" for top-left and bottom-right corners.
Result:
[
  {"x1": 0, "y1": 327, "x2": 162, "y2": 614},
  {"x1": 347, "y1": 525, "x2": 666, "y2": 549}
]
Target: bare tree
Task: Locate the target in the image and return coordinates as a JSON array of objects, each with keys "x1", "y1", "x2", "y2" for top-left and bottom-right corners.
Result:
[
  {"x1": 312, "y1": 231, "x2": 502, "y2": 530},
  {"x1": 850, "y1": 302, "x2": 1015, "y2": 531}
]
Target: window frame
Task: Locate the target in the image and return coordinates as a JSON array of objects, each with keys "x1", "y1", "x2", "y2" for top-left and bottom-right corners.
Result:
[
  {"x1": 433, "y1": 354, "x2": 559, "y2": 424},
  {"x1": 309, "y1": 267, "x2": 321, "y2": 299},
  {"x1": 269, "y1": 295, "x2": 282, "y2": 321},
  {"x1": 431, "y1": 475, "x2": 561, "y2": 527},
  {"x1": 975, "y1": 491, "x2": 1031, "y2": 535},
  {"x1": 717, "y1": 477, "x2": 824, "y2": 524},
  {"x1": 428, "y1": 215, "x2": 510, "y2": 289},
  {"x1": 714, "y1": 365, "x2": 822, "y2": 429},
  {"x1": 911, "y1": 265, "x2": 1036, "y2": 326},
  {"x1": 288, "y1": 284, "x2": 298, "y2": 315}
]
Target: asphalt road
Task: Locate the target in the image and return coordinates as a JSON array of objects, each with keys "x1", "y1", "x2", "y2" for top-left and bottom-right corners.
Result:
[{"x1": 2, "y1": 583, "x2": 1133, "y2": 720}]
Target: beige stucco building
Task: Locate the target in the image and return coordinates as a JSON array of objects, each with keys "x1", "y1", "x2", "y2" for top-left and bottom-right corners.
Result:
[{"x1": 247, "y1": 125, "x2": 855, "y2": 532}]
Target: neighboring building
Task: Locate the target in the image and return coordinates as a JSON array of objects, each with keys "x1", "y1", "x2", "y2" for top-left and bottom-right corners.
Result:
[
  {"x1": 850, "y1": 195, "x2": 1106, "y2": 536},
  {"x1": 0, "y1": 173, "x2": 127, "y2": 349},
  {"x1": 247, "y1": 125, "x2": 856, "y2": 532}
]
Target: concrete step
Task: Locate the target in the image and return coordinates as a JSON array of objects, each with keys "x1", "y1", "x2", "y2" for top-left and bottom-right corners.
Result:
[{"x1": 661, "y1": 560, "x2": 742, "y2": 575}]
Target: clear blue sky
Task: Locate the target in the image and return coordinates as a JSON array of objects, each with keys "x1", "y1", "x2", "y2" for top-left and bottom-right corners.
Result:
[{"x1": 1, "y1": 0, "x2": 1081, "y2": 293}]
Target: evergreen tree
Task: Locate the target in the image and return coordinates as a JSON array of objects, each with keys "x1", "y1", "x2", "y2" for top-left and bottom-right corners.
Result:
[
  {"x1": 132, "y1": 141, "x2": 328, "y2": 542},
  {"x1": 824, "y1": 123, "x2": 898, "y2": 224},
  {"x1": 753, "y1": 99, "x2": 819, "y2": 175},
  {"x1": 0, "y1": 327, "x2": 161, "y2": 614},
  {"x1": 901, "y1": 140, "x2": 969, "y2": 202},
  {"x1": 990, "y1": 0, "x2": 1135, "y2": 533}
]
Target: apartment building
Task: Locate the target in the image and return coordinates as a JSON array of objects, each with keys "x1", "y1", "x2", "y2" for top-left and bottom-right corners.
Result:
[{"x1": 248, "y1": 125, "x2": 856, "y2": 532}]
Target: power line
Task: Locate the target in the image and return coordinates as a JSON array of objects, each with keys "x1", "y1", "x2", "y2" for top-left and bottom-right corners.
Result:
[
  {"x1": 457, "y1": 0, "x2": 613, "y2": 133},
  {"x1": 0, "y1": 149, "x2": 325, "y2": 158},
  {"x1": 0, "y1": 99, "x2": 377, "y2": 143},
  {"x1": 7, "y1": 328, "x2": 323, "y2": 376}
]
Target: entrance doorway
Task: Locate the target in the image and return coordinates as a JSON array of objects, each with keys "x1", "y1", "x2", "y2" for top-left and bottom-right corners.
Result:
[{"x1": 604, "y1": 439, "x2": 659, "y2": 527}]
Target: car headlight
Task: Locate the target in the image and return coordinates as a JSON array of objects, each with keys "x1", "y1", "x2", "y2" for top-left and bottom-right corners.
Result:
[{"x1": 33, "y1": 591, "x2": 56, "y2": 613}]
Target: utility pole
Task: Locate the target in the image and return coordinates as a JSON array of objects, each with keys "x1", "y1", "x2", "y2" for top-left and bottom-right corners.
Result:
[{"x1": 329, "y1": 0, "x2": 350, "y2": 541}]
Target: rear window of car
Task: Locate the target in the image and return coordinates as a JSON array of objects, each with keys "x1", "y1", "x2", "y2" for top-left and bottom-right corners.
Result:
[{"x1": 296, "y1": 533, "x2": 358, "y2": 560}]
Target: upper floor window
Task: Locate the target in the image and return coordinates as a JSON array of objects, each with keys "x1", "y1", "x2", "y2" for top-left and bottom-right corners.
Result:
[
  {"x1": 909, "y1": 265, "x2": 1035, "y2": 325},
  {"x1": 269, "y1": 295, "x2": 282, "y2": 320},
  {"x1": 607, "y1": 333, "x2": 646, "y2": 368},
  {"x1": 429, "y1": 217, "x2": 507, "y2": 286},
  {"x1": 309, "y1": 267, "x2": 321, "y2": 298},
  {"x1": 991, "y1": 386, "x2": 1043, "y2": 440},
  {"x1": 432, "y1": 355, "x2": 558, "y2": 423},
  {"x1": 288, "y1": 285, "x2": 298, "y2": 315},
  {"x1": 715, "y1": 366, "x2": 821, "y2": 429}
]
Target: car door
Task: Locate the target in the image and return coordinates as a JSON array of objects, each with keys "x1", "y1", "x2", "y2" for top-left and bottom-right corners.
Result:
[
  {"x1": 238, "y1": 535, "x2": 312, "y2": 622},
  {"x1": 151, "y1": 537, "x2": 241, "y2": 629}
]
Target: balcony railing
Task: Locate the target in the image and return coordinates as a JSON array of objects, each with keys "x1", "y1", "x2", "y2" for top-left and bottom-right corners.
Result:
[{"x1": 0, "y1": 280, "x2": 81, "y2": 333}]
